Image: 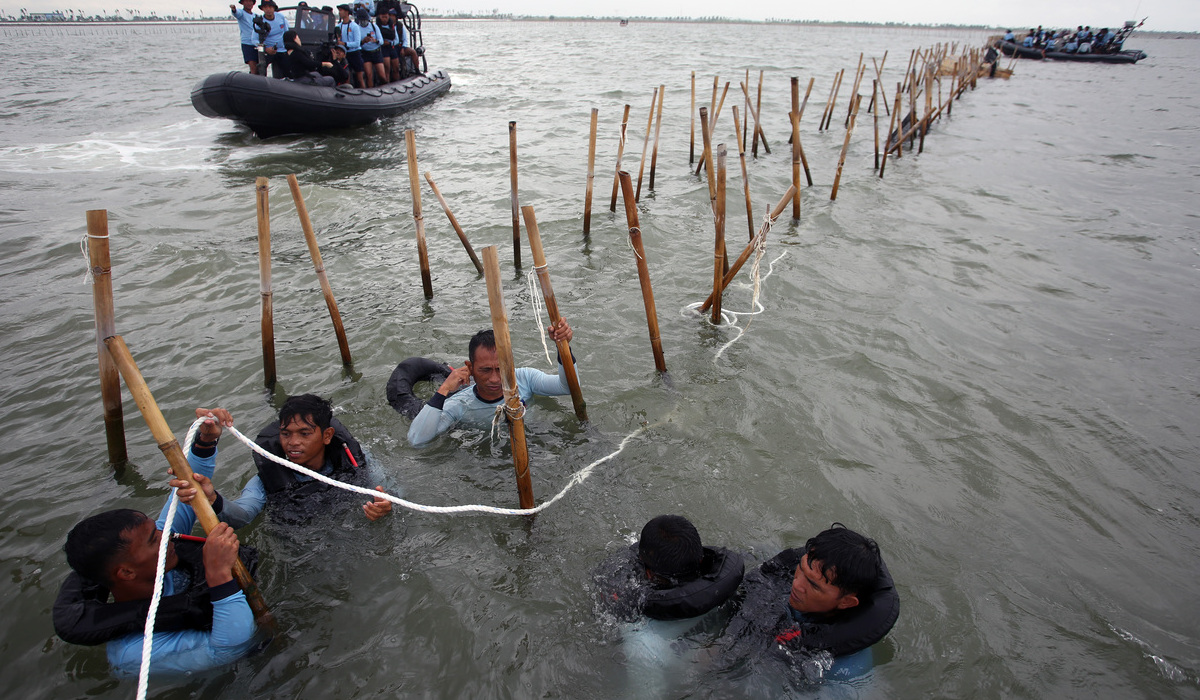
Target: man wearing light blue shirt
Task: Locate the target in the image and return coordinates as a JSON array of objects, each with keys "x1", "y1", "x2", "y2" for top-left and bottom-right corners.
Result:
[
  {"x1": 230, "y1": 0, "x2": 260, "y2": 75},
  {"x1": 336, "y1": 4, "x2": 366, "y2": 87},
  {"x1": 258, "y1": 0, "x2": 290, "y2": 78}
]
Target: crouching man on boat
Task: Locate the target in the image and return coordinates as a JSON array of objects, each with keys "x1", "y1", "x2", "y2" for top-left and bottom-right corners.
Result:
[
  {"x1": 405, "y1": 321, "x2": 576, "y2": 447},
  {"x1": 53, "y1": 413, "x2": 261, "y2": 675},
  {"x1": 282, "y1": 30, "x2": 337, "y2": 86},
  {"x1": 722, "y1": 523, "x2": 899, "y2": 681},
  {"x1": 173, "y1": 397, "x2": 392, "y2": 525}
]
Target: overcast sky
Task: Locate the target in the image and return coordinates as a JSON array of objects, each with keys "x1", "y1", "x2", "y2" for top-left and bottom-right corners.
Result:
[{"x1": 8, "y1": 0, "x2": 1198, "y2": 31}]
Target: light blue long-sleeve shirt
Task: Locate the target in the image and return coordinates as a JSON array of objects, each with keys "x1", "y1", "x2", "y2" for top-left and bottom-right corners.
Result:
[
  {"x1": 407, "y1": 363, "x2": 571, "y2": 446},
  {"x1": 232, "y1": 6, "x2": 259, "y2": 45},
  {"x1": 338, "y1": 20, "x2": 362, "y2": 51}
]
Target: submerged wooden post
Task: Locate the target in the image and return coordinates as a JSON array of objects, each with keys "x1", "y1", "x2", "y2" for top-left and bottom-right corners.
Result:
[
  {"x1": 740, "y1": 81, "x2": 771, "y2": 158},
  {"x1": 699, "y1": 185, "x2": 795, "y2": 313},
  {"x1": 287, "y1": 174, "x2": 353, "y2": 363},
  {"x1": 731, "y1": 105, "x2": 754, "y2": 240},
  {"x1": 521, "y1": 206, "x2": 587, "y2": 422},
  {"x1": 689, "y1": 71, "x2": 696, "y2": 165},
  {"x1": 845, "y1": 54, "x2": 864, "y2": 127},
  {"x1": 872, "y1": 52, "x2": 890, "y2": 116},
  {"x1": 742, "y1": 68, "x2": 750, "y2": 153},
  {"x1": 424, "y1": 172, "x2": 484, "y2": 275},
  {"x1": 102, "y1": 335, "x2": 271, "y2": 623},
  {"x1": 635, "y1": 87, "x2": 657, "y2": 201},
  {"x1": 403, "y1": 132, "x2": 435, "y2": 298},
  {"x1": 480, "y1": 247, "x2": 535, "y2": 510},
  {"x1": 609, "y1": 103, "x2": 631, "y2": 212},
  {"x1": 695, "y1": 81, "x2": 730, "y2": 176},
  {"x1": 830, "y1": 94, "x2": 861, "y2": 201},
  {"x1": 880, "y1": 84, "x2": 901, "y2": 177},
  {"x1": 86, "y1": 210, "x2": 127, "y2": 466},
  {"x1": 648, "y1": 84, "x2": 665, "y2": 191},
  {"x1": 617, "y1": 171, "x2": 667, "y2": 373},
  {"x1": 583, "y1": 107, "x2": 598, "y2": 236},
  {"x1": 919, "y1": 67, "x2": 933, "y2": 154},
  {"x1": 509, "y1": 121, "x2": 521, "y2": 268},
  {"x1": 754, "y1": 69, "x2": 765, "y2": 154},
  {"x1": 790, "y1": 77, "x2": 801, "y2": 219},
  {"x1": 711, "y1": 144, "x2": 727, "y2": 324},
  {"x1": 253, "y1": 180, "x2": 276, "y2": 386},
  {"x1": 873, "y1": 79, "x2": 880, "y2": 170}
]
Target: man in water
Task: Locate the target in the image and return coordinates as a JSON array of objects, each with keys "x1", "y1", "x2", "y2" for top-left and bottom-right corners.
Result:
[
  {"x1": 175, "y1": 397, "x2": 392, "y2": 525},
  {"x1": 406, "y1": 320, "x2": 575, "y2": 446},
  {"x1": 56, "y1": 413, "x2": 258, "y2": 675},
  {"x1": 230, "y1": 0, "x2": 260, "y2": 75}
]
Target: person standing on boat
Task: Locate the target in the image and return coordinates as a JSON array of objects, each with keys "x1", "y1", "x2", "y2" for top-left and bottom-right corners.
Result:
[
  {"x1": 335, "y1": 4, "x2": 366, "y2": 88},
  {"x1": 406, "y1": 322, "x2": 576, "y2": 447},
  {"x1": 393, "y1": 8, "x2": 420, "y2": 77},
  {"x1": 358, "y1": 6, "x2": 386, "y2": 87},
  {"x1": 257, "y1": 0, "x2": 290, "y2": 78},
  {"x1": 375, "y1": 6, "x2": 399, "y2": 83},
  {"x1": 230, "y1": 0, "x2": 260, "y2": 76}
]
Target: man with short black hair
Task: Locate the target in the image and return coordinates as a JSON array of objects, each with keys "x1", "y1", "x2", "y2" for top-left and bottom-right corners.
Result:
[
  {"x1": 335, "y1": 3, "x2": 365, "y2": 88},
  {"x1": 406, "y1": 320, "x2": 575, "y2": 446},
  {"x1": 638, "y1": 514, "x2": 704, "y2": 584}
]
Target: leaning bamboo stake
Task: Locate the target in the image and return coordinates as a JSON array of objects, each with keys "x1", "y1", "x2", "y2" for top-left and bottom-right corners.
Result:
[
  {"x1": 424, "y1": 172, "x2": 484, "y2": 275},
  {"x1": 699, "y1": 107, "x2": 716, "y2": 209},
  {"x1": 253, "y1": 180, "x2": 276, "y2": 387},
  {"x1": 689, "y1": 71, "x2": 696, "y2": 165},
  {"x1": 831, "y1": 94, "x2": 861, "y2": 201},
  {"x1": 790, "y1": 78, "x2": 801, "y2": 218},
  {"x1": 845, "y1": 54, "x2": 864, "y2": 127},
  {"x1": 87, "y1": 210, "x2": 127, "y2": 466},
  {"x1": 617, "y1": 171, "x2": 667, "y2": 373},
  {"x1": 879, "y1": 84, "x2": 901, "y2": 177},
  {"x1": 919, "y1": 67, "x2": 932, "y2": 154},
  {"x1": 739, "y1": 81, "x2": 771, "y2": 158},
  {"x1": 754, "y1": 69, "x2": 764, "y2": 152},
  {"x1": 103, "y1": 335, "x2": 271, "y2": 622},
  {"x1": 522, "y1": 206, "x2": 587, "y2": 423},
  {"x1": 287, "y1": 174, "x2": 354, "y2": 362},
  {"x1": 825, "y1": 69, "x2": 845, "y2": 131},
  {"x1": 635, "y1": 87, "x2": 658, "y2": 201},
  {"x1": 583, "y1": 107, "x2": 598, "y2": 236},
  {"x1": 711, "y1": 144, "x2": 727, "y2": 324},
  {"x1": 479, "y1": 247, "x2": 534, "y2": 510},
  {"x1": 871, "y1": 52, "x2": 889, "y2": 115},
  {"x1": 872, "y1": 79, "x2": 880, "y2": 170},
  {"x1": 699, "y1": 186, "x2": 795, "y2": 313},
  {"x1": 402, "y1": 133, "x2": 435, "y2": 299},
  {"x1": 509, "y1": 121, "x2": 521, "y2": 268},
  {"x1": 731, "y1": 105, "x2": 754, "y2": 240},
  {"x1": 648, "y1": 84, "x2": 665, "y2": 190},
  {"x1": 609, "y1": 103, "x2": 631, "y2": 212},
  {"x1": 742, "y1": 68, "x2": 750, "y2": 153}
]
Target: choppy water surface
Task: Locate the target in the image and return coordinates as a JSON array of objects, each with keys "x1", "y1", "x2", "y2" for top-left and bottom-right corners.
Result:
[{"x1": 1, "y1": 19, "x2": 1198, "y2": 699}]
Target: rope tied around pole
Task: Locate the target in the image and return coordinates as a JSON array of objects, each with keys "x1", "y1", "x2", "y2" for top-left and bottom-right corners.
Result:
[
  {"x1": 625, "y1": 227, "x2": 644, "y2": 260},
  {"x1": 525, "y1": 267, "x2": 554, "y2": 366}
]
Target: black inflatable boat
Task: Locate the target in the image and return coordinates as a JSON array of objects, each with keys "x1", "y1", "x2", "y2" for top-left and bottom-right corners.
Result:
[
  {"x1": 191, "y1": 69, "x2": 451, "y2": 137},
  {"x1": 997, "y1": 40, "x2": 1146, "y2": 64}
]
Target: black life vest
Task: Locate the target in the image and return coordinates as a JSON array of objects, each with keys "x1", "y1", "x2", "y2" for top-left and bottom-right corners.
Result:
[
  {"x1": 252, "y1": 417, "x2": 365, "y2": 494},
  {"x1": 761, "y1": 547, "x2": 899, "y2": 657},
  {"x1": 53, "y1": 540, "x2": 213, "y2": 646},
  {"x1": 595, "y1": 544, "x2": 745, "y2": 622}
]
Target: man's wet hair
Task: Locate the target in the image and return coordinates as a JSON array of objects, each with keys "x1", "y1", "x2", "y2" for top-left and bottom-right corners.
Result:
[
  {"x1": 804, "y1": 523, "x2": 882, "y2": 598},
  {"x1": 638, "y1": 514, "x2": 703, "y2": 580},
  {"x1": 468, "y1": 329, "x2": 496, "y2": 364},
  {"x1": 64, "y1": 509, "x2": 148, "y2": 586},
  {"x1": 279, "y1": 394, "x2": 333, "y2": 431}
]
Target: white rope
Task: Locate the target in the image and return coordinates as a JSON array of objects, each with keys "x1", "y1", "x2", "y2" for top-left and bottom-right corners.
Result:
[
  {"x1": 684, "y1": 246, "x2": 788, "y2": 362},
  {"x1": 136, "y1": 420, "x2": 203, "y2": 700},
  {"x1": 526, "y1": 267, "x2": 554, "y2": 366},
  {"x1": 81, "y1": 237, "x2": 95, "y2": 285},
  {"x1": 216, "y1": 418, "x2": 644, "y2": 516}
]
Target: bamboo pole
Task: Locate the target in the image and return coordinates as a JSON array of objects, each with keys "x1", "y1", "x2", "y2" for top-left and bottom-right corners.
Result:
[
  {"x1": 871, "y1": 52, "x2": 889, "y2": 115},
  {"x1": 739, "y1": 81, "x2": 771, "y2": 159},
  {"x1": 86, "y1": 210, "x2": 127, "y2": 466},
  {"x1": 508, "y1": 121, "x2": 521, "y2": 268},
  {"x1": 711, "y1": 144, "x2": 727, "y2": 324},
  {"x1": 521, "y1": 206, "x2": 587, "y2": 422},
  {"x1": 648, "y1": 84, "x2": 665, "y2": 190},
  {"x1": 424, "y1": 172, "x2": 484, "y2": 275},
  {"x1": 919, "y1": 67, "x2": 932, "y2": 154},
  {"x1": 830, "y1": 94, "x2": 861, "y2": 201},
  {"x1": 872, "y1": 79, "x2": 880, "y2": 170},
  {"x1": 253, "y1": 180, "x2": 276, "y2": 387},
  {"x1": 695, "y1": 81, "x2": 730, "y2": 176},
  {"x1": 845, "y1": 53, "x2": 864, "y2": 127},
  {"x1": 689, "y1": 71, "x2": 696, "y2": 165},
  {"x1": 609, "y1": 103, "x2": 631, "y2": 212},
  {"x1": 479, "y1": 246, "x2": 534, "y2": 510},
  {"x1": 797, "y1": 77, "x2": 814, "y2": 185},
  {"x1": 635, "y1": 87, "x2": 658, "y2": 201},
  {"x1": 583, "y1": 107, "x2": 598, "y2": 236},
  {"x1": 731, "y1": 105, "x2": 754, "y2": 241},
  {"x1": 102, "y1": 335, "x2": 270, "y2": 622},
  {"x1": 908, "y1": 67, "x2": 917, "y2": 148},
  {"x1": 287, "y1": 174, "x2": 354, "y2": 362},
  {"x1": 880, "y1": 84, "x2": 901, "y2": 177},
  {"x1": 827, "y1": 69, "x2": 845, "y2": 131},
  {"x1": 698, "y1": 107, "x2": 716, "y2": 209},
  {"x1": 742, "y1": 68, "x2": 750, "y2": 153},
  {"x1": 402, "y1": 133, "x2": 435, "y2": 299},
  {"x1": 754, "y1": 69, "x2": 764, "y2": 153},
  {"x1": 616, "y1": 171, "x2": 667, "y2": 373},
  {"x1": 699, "y1": 186, "x2": 795, "y2": 313},
  {"x1": 790, "y1": 77, "x2": 801, "y2": 219}
]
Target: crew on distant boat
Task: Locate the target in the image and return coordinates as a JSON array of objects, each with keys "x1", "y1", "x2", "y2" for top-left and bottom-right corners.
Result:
[
  {"x1": 230, "y1": 0, "x2": 260, "y2": 75},
  {"x1": 1003, "y1": 29, "x2": 1014, "y2": 42},
  {"x1": 257, "y1": 0, "x2": 290, "y2": 78},
  {"x1": 358, "y1": 6, "x2": 385, "y2": 88},
  {"x1": 336, "y1": 4, "x2": 367, "y2": 88},
  {"x1": 283, "y1": 30, "x2": 337, "y2": 86},
  {"x1": 1021, "y1": 30, "x2": 1036, "y2": 48},
  {"x1": 326, "y1": 43, "x2": 351, "y2": 85}
]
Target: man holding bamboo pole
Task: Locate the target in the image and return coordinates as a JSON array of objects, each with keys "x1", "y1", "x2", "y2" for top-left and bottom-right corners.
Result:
[
  {"x1": 56, "y1": 410, "x2": 259, "y2": 676},
  {"x1": 406, "y1": 320, "x2": 577, "y2": 447}
]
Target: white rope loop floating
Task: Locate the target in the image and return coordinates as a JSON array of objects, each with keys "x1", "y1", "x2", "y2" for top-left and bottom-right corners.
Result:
[{"x1": 525, "y1": 266, "x2": 554, "y2": 366}]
